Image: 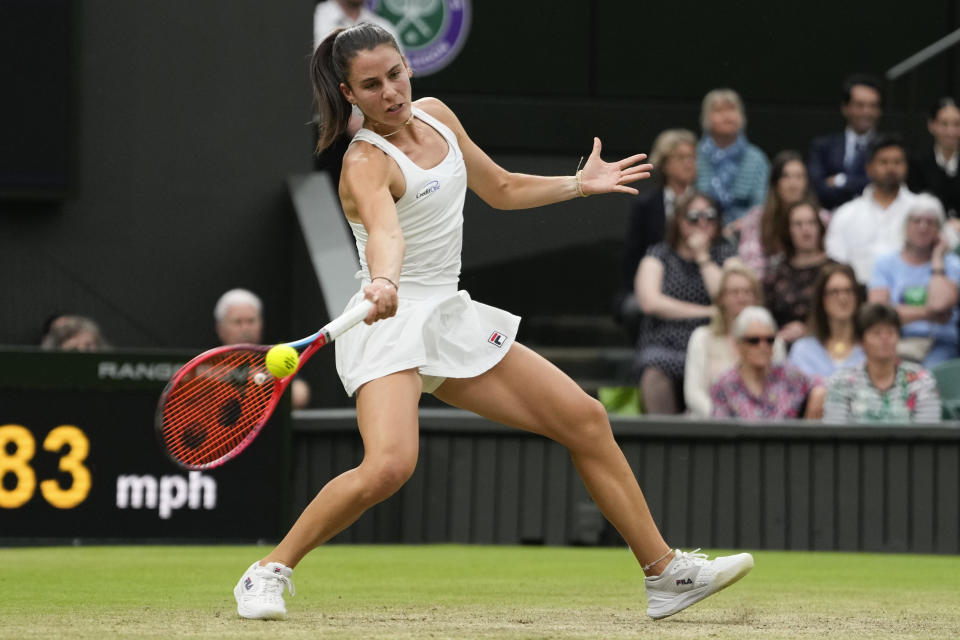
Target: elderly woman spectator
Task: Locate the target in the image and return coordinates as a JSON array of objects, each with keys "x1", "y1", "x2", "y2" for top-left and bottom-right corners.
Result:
[
  {"x1": 763, "y1": 199, "x2": 832, "y2": 344},
  {"x1": 908, "y1": 97, "x2": 960, "y2": 224},
  {"x1": 635, "y1": 192, "x2": 736, "y2": 414},
  {"x1": 684, "y1": 261, "x2": 787, "y2": 416},
  {"x1": 738, "y1": 150, "x2": 826, "y2": 274},
  {"x1": 618, "y1": 128, "x2": 698, "y2": 339},
  {"x1": 867, "y1": 193, "x2": 960, "y2": 368},
  {"x1": 696, "y1": 88, "x2": 770, "y2": 226},
  {"x1": 710, "y1": 306, "x2": 820, "y2": 419},
  {"x1": 824, "y1": 303, "x2": 941, "y2": 423},
  {"x1": 789, "y1": 262, "x2": 866, "y2": 381}
]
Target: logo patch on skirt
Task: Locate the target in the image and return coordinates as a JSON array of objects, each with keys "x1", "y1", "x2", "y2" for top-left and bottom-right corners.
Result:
[{"x1": 488, "y1": 331, "x2": 506, "y2": 347}]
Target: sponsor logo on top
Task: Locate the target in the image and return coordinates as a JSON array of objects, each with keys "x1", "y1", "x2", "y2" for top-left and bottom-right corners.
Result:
[
  {"x1": 416, "y1": 179, "x2": 440, "y2": 199},
  {"x1": 488, "y1": 331, "x2": 506, "y2": 348}
]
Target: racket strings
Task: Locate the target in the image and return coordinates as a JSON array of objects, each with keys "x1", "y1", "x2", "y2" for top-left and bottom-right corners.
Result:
[
  {"x1": 162, "y1": 353, "x2": 271, "y2": 464},
  {"x1": 163, "y1": 351, "x2": 272, "y2": 449},
  {"x1": 160, "y1": 348, "x2": 276, "y2": 467}
]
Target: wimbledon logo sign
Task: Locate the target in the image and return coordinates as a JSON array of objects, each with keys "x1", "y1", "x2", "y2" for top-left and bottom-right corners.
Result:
[{"x1": 368, "y1": 0, "x2": 471, "y2": 76}]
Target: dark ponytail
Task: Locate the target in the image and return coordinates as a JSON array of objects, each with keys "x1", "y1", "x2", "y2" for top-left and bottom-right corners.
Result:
[{"x1": 310, "y1": 23, "x2": 402, "y2": 153}]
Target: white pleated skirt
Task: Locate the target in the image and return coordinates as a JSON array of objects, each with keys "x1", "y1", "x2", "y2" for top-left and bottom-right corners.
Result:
[{"x1": 335, "y1": 281, "x2": 521, "y2": 396}]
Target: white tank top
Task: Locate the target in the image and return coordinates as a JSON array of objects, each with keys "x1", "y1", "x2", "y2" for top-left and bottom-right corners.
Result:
[{"x1": 347, "y1": 107, "x2": 467, "y2": 287}]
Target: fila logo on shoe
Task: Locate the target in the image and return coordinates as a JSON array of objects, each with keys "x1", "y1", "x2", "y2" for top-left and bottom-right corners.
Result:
[{"x1": 675, "y1": 578, "x2": 693, "y2": 585}]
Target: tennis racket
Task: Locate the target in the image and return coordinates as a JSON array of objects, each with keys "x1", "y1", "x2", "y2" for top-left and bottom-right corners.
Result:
[{"x1": 155, "y1": 299, "x2": 373, "y2": 470}]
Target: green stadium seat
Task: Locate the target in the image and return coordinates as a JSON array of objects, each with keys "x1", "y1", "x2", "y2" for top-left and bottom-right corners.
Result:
[
  {"x1": 598, "y1": 385, "x2": 643, "y2": 416},
  {"x1": 930, "y1": 358, "x2": 960, "y2": 420}
]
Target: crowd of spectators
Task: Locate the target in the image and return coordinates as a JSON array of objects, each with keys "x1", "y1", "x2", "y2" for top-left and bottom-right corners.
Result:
[{"x1": 626, "y1": 74, "x2": 960, "y2": 423}]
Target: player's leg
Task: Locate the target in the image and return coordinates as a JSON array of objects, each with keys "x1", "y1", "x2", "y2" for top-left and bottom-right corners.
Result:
[
  {"x1": 433, "y1": 343, "x2": 752, "y2": 619},
  {"x1": 235, "y1": 369, "x2": 422, "y2": 619},
  {"x1": 434, "y1": 343, "x2": 670, "y2": 570},
  {"x1": 264, "y1": 369, "x2": 421, "y2": 567}
]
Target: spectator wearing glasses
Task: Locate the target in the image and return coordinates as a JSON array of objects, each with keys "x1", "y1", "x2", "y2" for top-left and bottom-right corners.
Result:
[
  {"x1": 710, "y1": 306, "x2": 820, "y2": 419},
  {"x1": 634, "y1": 192, "x2": 735, "y2": 414},
  {"x1": 684, "y1": 261, "x2": 787, "y2": 417},
  {"x1": 789, "y1": 263, "x2": 866, "y2": 381},
  {"x1": 824, "y1": 303, "x2": 941, "y2": 423},
  {"x1": 867, "y1": 193, "x2": 960, "y2": 368}
]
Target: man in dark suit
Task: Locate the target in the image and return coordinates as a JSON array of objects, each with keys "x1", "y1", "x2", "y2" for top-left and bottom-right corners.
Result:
[{"x1": 808, "y1": 74, "x2": 883, "y2": 210}]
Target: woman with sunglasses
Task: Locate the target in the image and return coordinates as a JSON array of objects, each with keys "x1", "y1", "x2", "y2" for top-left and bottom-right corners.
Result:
[
  {"x1": 683, "y1": 261, "x2": 787, "y2": 417},
  {"x1": 710, "y1": 306, "x2": 820, "y2": 419},
  {"x1": 635, "y1": 192, "x2": 736, "y2": 414}
]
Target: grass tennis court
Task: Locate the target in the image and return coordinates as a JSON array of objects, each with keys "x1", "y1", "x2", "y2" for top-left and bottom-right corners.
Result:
[{"x1": 2, "y1": 545, "x2": 959, "y2": 639}]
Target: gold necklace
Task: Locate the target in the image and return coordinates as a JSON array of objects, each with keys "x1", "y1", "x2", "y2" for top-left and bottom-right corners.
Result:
[
  {"x1": 830, "y1": 340, "x2": 848, "y2": 358},
  {"x1": 377, "y1": 115, "x2": 414, "y2": 138}
]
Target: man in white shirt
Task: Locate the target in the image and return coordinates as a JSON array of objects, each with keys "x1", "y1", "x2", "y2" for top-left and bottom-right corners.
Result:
[
  {"x1": 314, "y1": 0, "x2": 400, "y2": 50},
  {"x1": 826, "y1": 134, "x2": 958, "y2": 284},
  {"x1": 312, "y1": 2, "x2": 403, "y2": 192},
  {"x1": 826, "y1": 134, "x2": 916, "y2": 284}
]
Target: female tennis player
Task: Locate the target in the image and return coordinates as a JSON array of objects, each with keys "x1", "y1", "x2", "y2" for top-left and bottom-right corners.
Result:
[{"x1": 234, "y1": 22, "x2": 753, "y2": 622}]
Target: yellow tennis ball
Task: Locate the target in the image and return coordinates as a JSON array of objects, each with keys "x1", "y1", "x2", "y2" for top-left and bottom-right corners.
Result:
[{"x1": 265, "y1": 344, "x2": 299, "y2": 378}]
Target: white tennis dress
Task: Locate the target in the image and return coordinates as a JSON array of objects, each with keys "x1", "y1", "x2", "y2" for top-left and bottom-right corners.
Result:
[{"x1": 335, "y1": 107, "x2": 520, "y2": 396}]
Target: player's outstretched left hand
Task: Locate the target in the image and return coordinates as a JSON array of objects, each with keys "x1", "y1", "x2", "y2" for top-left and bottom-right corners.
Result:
[{"x1": 580, "y1": 137, "x2": 653, "y2": 196}]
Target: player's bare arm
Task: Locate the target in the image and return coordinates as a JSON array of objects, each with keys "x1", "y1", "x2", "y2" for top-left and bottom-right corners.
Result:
[
  {"x1": 416, "y1": 97, "x2": 653, "y2": 210},
  {"x1": 341, "y1": 141, "x2": 404, "y2": 323}
]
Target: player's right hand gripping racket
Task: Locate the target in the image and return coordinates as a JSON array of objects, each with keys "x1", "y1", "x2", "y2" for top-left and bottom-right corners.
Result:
[{"x1": 155, "y1": 300, "x2": 373, "y2": 470}]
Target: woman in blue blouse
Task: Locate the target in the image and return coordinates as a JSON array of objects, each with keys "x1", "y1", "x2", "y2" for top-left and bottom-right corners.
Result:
[{"x1": 789, "y1": 262, "x2": 866, "y2": 382}]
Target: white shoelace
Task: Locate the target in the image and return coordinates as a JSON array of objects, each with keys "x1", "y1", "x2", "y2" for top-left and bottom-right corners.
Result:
[
  {"x1": 670, "y1": 548, "x2": 708, "y2": 571},
  {"x1": 258, "y1": 569, "x2": 295, "y2": 597}
]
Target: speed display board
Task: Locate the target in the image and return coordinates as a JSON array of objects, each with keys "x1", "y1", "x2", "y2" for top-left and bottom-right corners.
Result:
[{"x1": 0, "y1": 350, "x2": 289, "y2": 542}]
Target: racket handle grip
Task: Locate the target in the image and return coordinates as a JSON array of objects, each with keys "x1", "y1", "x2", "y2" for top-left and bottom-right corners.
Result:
[{"x1": 324, "y1": 299, "x2": 374, "y2": 340}]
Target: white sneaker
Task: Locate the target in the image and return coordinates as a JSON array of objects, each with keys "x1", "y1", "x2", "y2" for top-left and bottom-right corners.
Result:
[
  {"x1": 234, "y1": 561, "x2": 295, "y2": 620},
  {"x1": 644, "y1": 548, "x2": 753, "y2": 620}
]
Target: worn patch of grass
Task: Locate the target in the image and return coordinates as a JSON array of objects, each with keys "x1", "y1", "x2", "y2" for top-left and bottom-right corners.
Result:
[{"x1": 1, "y1": 545, "x2": 958, "y2": 639}]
